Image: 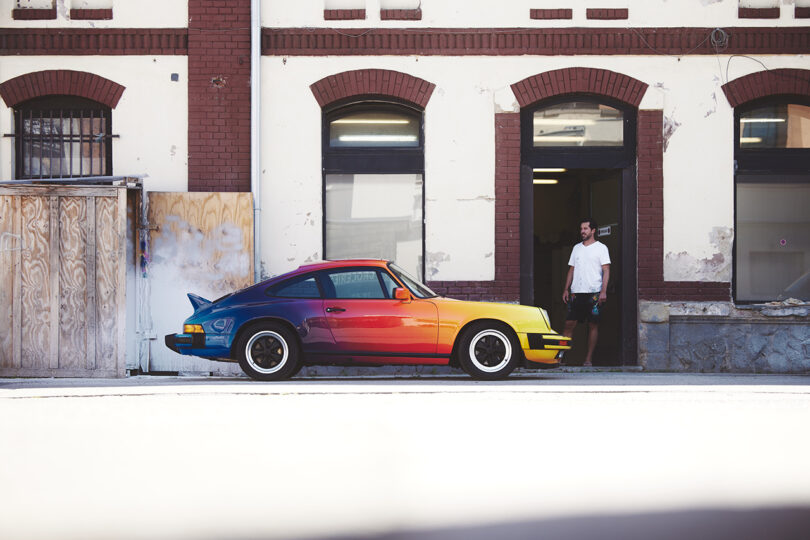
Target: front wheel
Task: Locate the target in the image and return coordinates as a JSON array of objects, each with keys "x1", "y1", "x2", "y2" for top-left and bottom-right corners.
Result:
[
  {"x1": 235, "y1": 322, "x2": 301, "y2": 381},
  {"x1": 457, "y1": 322, "x2": 521, "y2": 380}
]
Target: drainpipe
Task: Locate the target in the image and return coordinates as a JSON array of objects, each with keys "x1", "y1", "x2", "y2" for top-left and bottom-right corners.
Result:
[{"x1": 250, "y1": 0, "x2": 262, "y2": 282}]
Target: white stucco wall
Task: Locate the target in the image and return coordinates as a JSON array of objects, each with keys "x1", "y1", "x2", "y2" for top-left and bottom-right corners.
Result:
[
  {"x1": 259, "y1": 53, "x2": 808, "y2": 283},
  {"x1": 0, "y1": 0, "x2": 187, "y2": 28},
  {"x1": 265, "y1": 0, "x2": 805, "y2": 28},
  {"x1": 0, "y1": 57, "x2": 188, "y2": 193}
]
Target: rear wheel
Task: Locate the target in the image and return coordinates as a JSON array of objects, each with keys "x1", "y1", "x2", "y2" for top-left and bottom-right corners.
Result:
[
  {"x1": 457, "y1": 322, "x2": 521, "y2": 380},
  {"x1": 236, "y1": 322, "x2": 301, "y2": 381}
]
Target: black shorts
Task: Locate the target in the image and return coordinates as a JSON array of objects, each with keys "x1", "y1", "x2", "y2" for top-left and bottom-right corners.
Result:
[{"x1": 566, "y1": 293, "x2": 602, "y2": 323}]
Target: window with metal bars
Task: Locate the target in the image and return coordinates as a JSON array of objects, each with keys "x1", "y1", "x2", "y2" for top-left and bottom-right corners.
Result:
[{"x1": 13, "y1": 96, "x2": 113, "y2": 180}]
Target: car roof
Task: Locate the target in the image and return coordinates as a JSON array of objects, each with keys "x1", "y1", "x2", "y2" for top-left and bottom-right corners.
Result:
[{"x1": 290, "y1": 259, "x2": 391, "y2": 275}]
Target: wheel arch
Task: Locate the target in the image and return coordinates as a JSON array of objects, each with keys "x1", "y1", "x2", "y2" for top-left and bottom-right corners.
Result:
[
  {"x1": 449, "y1": 318, "x2": 523, "y2": 367},
  {"x1": 230, "y1": 317, "x2": 302, "y2": 360}
]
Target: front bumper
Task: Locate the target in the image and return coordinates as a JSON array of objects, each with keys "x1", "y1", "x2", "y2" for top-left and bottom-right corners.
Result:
[{"x1": 519, "y1": 332, "x2": 572, "y2": 365}]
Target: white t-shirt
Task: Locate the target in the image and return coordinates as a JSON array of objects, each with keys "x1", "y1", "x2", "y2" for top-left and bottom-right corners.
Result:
[{"x1": 567, "y1": 241, "x2": 611, "y2": 293}]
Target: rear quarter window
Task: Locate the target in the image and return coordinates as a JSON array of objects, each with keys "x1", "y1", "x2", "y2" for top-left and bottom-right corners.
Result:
[{"x1": 267, "y1": 275, "x2": 321, "y2": 298}]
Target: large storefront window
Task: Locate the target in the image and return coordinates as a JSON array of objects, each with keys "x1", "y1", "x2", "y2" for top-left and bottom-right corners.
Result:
[
  {"x1": 735, "y1": 98, "x2": 810, "y2": 302},
  {"x1": 14, "y1": 95, "x2": 112, "y2": 179},
  {"x1": 323, "y1": 102, "x2": 425, "y2": 279}
]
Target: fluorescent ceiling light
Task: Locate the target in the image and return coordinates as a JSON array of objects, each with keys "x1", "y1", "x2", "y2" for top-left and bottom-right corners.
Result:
[
  {"x1": 740, "y1": 118, "x2": 786, "y2": 124},
  {"x1": 332, "y1": 119, "x2": 411, "y2": 125},
  {"x1": 534, "y1": 136, "x2": 586, "y2": 143},
  {"x1": 533, "y1": 179, "x2": 559, "y2": 185},
  {"x1": 534, "y1": 118, "x2": 596, "y2": 126},
  {"x1": 533, "y1": 168, "x2": 567, "y2": 173},
  {"x1": 339, "y1": 135, "x2": 418, "y2": 142},
  {"x1": 740, "y1": 137, "x2": 763, "y2": 144}
]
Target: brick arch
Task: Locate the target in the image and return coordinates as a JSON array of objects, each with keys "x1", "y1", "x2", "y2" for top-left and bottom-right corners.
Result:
[
  {"x1": 310, "y1": 69, "x2": 435, "y2": 109},
  {"x1": 0, "y1": 70, "x2": 125, "y2": 108},
  {"x1": 511, "y1": 67, "x2": 648, "y2": 109},
  {"x1": 722, "y1": 69, "x2": 810, "y2": 108}
]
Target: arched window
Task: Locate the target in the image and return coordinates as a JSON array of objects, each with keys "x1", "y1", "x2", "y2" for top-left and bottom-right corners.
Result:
[
  {"x1": 322, "y1": 101, "x2": 425, "y2": 279},
  {"x1": 522, "y1": 94, "x2": 636, "y2": 169},
  {"x1": 734, "y1": 97, "x2": 810, "y2": 302},
  {"x1": 14, "y1": 95, "x2": 113, "y2": 179}
]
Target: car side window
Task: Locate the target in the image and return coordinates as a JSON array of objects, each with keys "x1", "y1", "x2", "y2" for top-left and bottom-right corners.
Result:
[
  {"x1": 379, "y1": 271, "x2": 399, "y2": 299},
  {"x1": 323, "y1": 269, "x2": 386, "y2": 299},
  {"x1": 268, "y1": 275, "x2": 321, "y2": 298}
]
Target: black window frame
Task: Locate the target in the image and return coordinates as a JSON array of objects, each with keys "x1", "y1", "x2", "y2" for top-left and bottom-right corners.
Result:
[
  {"x1": 14, "y1": 94, "x2": 113, "y2": 180},
  {"x1": 733, "y1": 95, "x2": 810, "y2": 303},
  {"x1": 321, "y1": 97, "x2": 427, "y2": 280},
  {"x1": 521, "y1": 93, "x2": 637, "y2": 170}
]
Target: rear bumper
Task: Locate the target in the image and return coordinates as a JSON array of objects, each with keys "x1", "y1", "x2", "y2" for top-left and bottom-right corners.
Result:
[{"x1": 165, "y1": 333, "x2": 205, "y2": 354}]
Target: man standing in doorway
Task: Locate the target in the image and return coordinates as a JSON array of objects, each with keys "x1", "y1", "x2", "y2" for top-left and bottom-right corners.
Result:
[{"x1": 562, "y1": 219, "x2": 611, "y2": 367}]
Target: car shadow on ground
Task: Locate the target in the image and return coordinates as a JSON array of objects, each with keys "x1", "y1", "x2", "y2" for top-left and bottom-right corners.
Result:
[
  {"x1": 312, "y1": 507, "x2": 810, "y2": 540},
  {"x1": 1, "y1": 371, "x2": 809, "y2": 391}
]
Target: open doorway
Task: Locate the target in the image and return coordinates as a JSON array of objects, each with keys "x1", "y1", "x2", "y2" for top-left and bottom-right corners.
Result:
[
  {"x1": 519, "y1": 94, "x2": 638, "y2": 366},
  {"x1": 533, "y1": 168, "x2": 622, "y2": 366}
]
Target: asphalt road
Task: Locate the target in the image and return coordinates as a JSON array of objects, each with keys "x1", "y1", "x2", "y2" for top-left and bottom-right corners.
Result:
[{"x1": 1, "y1": 372, "x2": 809, "y2": 540}]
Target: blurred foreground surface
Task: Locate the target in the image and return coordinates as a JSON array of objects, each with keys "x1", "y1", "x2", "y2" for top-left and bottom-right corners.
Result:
[{"x1": 1, "y1": 372, "x2": 809, "y2": 540}]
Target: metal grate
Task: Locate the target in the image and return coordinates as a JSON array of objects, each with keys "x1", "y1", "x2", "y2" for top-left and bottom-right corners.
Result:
[{"x1": 13, "y1": 102, "x2": 114, "y2": 180}]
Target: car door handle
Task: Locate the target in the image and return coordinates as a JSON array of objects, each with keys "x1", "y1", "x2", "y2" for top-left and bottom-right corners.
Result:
[{"x1": 325, "y1": 307, "x2": 346, "y2": 313}]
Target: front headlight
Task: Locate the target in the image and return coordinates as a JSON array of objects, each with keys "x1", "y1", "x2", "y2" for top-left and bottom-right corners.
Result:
[{"x1": 538, "y1": 308, "x2": 551, "y2": 328}]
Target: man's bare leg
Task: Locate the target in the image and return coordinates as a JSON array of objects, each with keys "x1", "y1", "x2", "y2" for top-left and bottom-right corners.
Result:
[
  {"x1": 584, "y1": 322, "x2": 599, "y2": 366},
  {"x1": 563, "y1": 320, "x2": 577, "y2": 338},
  {"x1": 560, "y1": 320, "x2": 577, "y2": 365}
]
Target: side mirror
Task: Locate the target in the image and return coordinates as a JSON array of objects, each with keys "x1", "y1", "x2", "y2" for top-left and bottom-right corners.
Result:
[{"x1": 394, "y1": 287, "x2": 412, "y2": 302}]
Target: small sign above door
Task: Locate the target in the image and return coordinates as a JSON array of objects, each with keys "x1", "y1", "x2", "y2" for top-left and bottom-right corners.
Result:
[{"x1": 598, "y1": 226, "x2": 612, "y2": 237}]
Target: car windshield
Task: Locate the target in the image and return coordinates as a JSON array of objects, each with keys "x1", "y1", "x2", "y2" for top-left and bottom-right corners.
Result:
[{"x1": 388, "y1": 263, "x2": 438, "y2": 299}]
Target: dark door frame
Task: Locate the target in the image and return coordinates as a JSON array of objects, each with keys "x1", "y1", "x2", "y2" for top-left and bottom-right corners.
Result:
[{"x1": 519, "y1": 94, "x2": 638, "y2": 366}]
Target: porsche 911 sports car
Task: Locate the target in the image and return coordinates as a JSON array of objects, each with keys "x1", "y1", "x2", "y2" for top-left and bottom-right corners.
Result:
[{"x1": 165, "y1": 260, "x2": 571, "y2": 380}]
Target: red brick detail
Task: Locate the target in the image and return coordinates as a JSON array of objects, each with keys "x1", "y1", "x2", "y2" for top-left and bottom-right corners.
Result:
[
  {"x1": 797, "y1": 7, "x2": 810, "y2": 18},
  {"x1": 0, "y1": 70, "x2": 125, "y2": 108},
  {"x1": 721, "y1": 68, "x2": 810, "y2": 108},
  {"x1": 511, "y1": 68, "x2": 648, "y2": 108},
  {"x1": 70, "y1": 8, "x2": 113, "y2": 20},
  {"x1": 187, "y1": 0, "x2": 252, "y2": 192},
  {"x1": 586, "y1": 8, "x2": 629, "y2": 20},
  {"x1": 12, "y1": 8, "x2": 55, "y2": 20},
  {"x1": 530, "y1": 9, "x2": 573, "y2": 20},
  {"x1": 310, "y1": 69, "x2": 436, "y2": 109},
  {"x1": 0, "y1": 29, "x2": 188, "y2": 55},
  {"x1": 324, "y1": 9, "x2": 366, "y2": 20},
  {"x1": 738, "y1": 7, "x2": 780, "y2": 19},
  {"x1": 264, "y1": 27, "x2": 810, "y2": 56},
  {"x1": 637, "y1": 110, "x2": 730, "y2": 301},
  {"x1": 380, "y1": 9, "x2": 422, "y2": 20},
  {"x1": 427, "y1": 113, "x2": 521, "y2": 303}
]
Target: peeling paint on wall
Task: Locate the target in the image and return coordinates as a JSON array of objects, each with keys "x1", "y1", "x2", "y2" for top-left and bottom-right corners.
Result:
[
  {"x1": 665, "y1": 226, "x2": 733, "y2": 281},
  {"x1": 662, "y1": 112, "x2": 681, "y2": 152},
  {"x1": 426, "y1": 251, "x2": 451, "y2": 279},
  {"x1": 704, "y1": 92, "x2": 717, "y2": 118}
]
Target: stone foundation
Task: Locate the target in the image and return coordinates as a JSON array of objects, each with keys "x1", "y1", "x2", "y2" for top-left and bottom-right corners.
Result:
[{"x1": 639, "y1": 301, "x2": 810, "y2": 373}]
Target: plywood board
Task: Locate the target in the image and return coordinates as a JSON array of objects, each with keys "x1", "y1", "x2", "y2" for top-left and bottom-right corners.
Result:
[
  {"x1": 147, "y1": 192, "x2": 253, "y2": 373},
  {"x1": 0, "y1": 196, "x2": 17, "y2": 368},
  {"x1": 20, "y1": 196, "x2": 50, "y2": 369},
  {"x1": 0, "y1": 185, "x2": 132, "y2": 378},
  {"x1": 95, "y1": 196, "x2": 119, "y2": 372},
  {"x1": 58, "y1": 197, "x2": 88, "y2": 370}
]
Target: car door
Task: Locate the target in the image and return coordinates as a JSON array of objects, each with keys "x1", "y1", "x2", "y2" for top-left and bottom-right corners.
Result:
[{"x1": 319, "y1": 267, "x2": 438, "y2": 356}]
